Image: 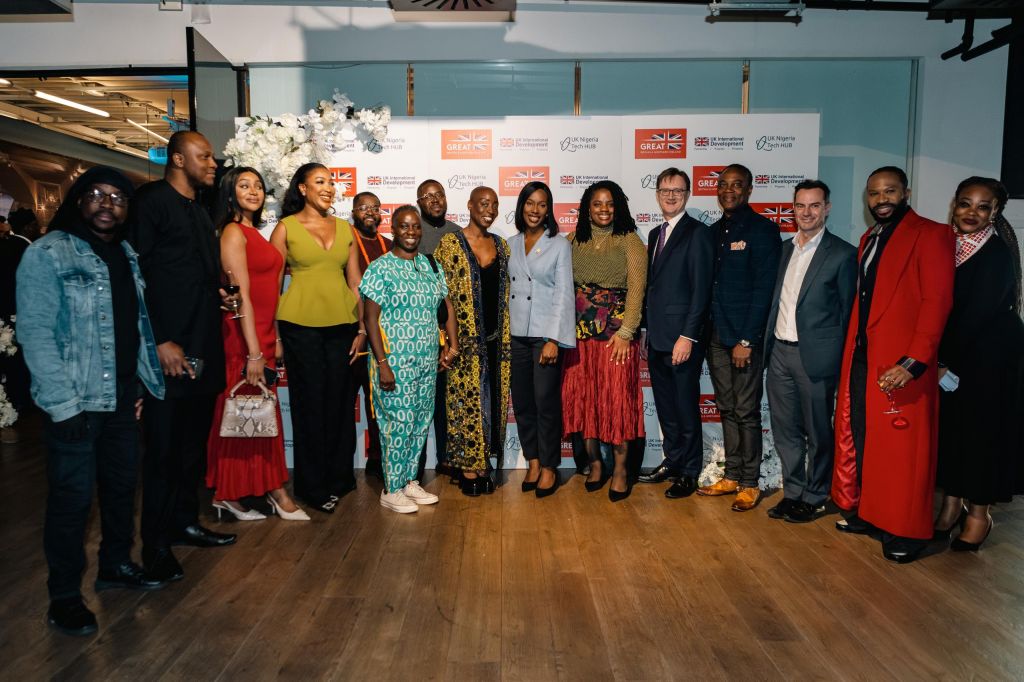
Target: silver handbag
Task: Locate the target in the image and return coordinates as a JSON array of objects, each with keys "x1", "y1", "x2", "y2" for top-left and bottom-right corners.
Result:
[{"x1": 219, "y1": 380, "x2": 279, "y2": 438}]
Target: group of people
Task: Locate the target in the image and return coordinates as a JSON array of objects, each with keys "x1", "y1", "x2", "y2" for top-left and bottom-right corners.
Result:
[{"x1": 13, "y1": 128, "x2": 1023, "y2": 638}]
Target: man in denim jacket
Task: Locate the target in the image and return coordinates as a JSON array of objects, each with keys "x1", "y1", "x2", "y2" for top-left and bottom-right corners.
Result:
[{"x1": 16, "y1": 167, "x2": 165, "y2": 637}]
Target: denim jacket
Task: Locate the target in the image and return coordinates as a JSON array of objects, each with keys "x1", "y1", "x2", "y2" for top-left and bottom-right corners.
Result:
[{"x1": 15, "y1": 230, "x2": 165, "y2": 422}]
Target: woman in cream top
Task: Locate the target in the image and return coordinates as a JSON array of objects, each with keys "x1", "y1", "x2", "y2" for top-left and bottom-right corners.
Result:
[{"x1": 270, "y1": 163, "x2": 366, "y2": 515}]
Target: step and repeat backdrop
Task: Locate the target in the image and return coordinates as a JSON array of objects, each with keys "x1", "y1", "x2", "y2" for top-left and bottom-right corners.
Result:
[{"x1": 261, "y1": 114, "x2": 820, "y2": 469}]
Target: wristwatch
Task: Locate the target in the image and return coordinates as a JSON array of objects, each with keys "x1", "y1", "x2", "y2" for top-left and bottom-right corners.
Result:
[{"x1": 738, "y1": 339, "x2": 752, "y2": 348}]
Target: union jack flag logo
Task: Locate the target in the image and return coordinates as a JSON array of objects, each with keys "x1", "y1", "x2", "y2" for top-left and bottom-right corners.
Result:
[
  {"x1": 636, "y1": 213, "x2": 652, "y2": 222},
  {"x1": 754, "y1": 203, "x2": 795, "y2": 228},
  {"x1": 329, "y1": 168, "x2": 356, "y2": 195},
  {"x1": 513, "y1": 169, "x2": 546, "y2": 180},
  {"x1": 454, "y1": 132, "x2": 489, "y2": 150},
  {"x1": 379, "y1": 206, "x2": 392, "y2": 227},
  {"x1": 367, "y1": 176, "x2": 382, "y2": 186},
  {"x1": 500, "y1": 137, "x2": 514, "y2": 148},
  {"x1": 694, "y1": 136, "x2": 710, "y2": 148},
  {"x1": 649, "y1": 131, "x2": 683, "y2": 150},
  {"x1": 755, "y1": 174, "x2": 770, "y2": 185},
  {"x1": 560, "y1": 175, "x2": 575, "y2": 185}
]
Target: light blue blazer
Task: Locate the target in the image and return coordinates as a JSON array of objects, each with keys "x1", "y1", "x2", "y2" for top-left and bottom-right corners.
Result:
[{"x1": 507, "y1": 232, "x2": 576, "y2": 348}]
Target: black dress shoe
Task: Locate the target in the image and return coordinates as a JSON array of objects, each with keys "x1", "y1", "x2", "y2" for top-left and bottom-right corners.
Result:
[
  {"x1": 767, "y1": 497, "x2": 798, "y2": 519},
  {"x1": 460, "y1": 474, "x2": 485, "y2": 497},
  {"x1": 143, "y1": 548, "x2": 184, "y2": 582},
  {"x1": 638, "y1": 461, "x2": 675, "y2": 484},
  {"x1": 882, "y1": 536, "x2": 928, "y2": 564},
  {"x1": 171, "y1": 524, "x2": 237, "y2": 548},
  {"x1": 47, "y1": 597, "x2": 98, "y2": 637},
  {"x1": 835, "y1": 515, "x2": 875, "y2": 535},
  {"x1": 481, "y1": 472, "x2": 496, "y2": 495},
  {"x1": 784, "y1": 501, "x2": 823, "y2": 524},
  {"x1": 665, "y1": 476, "x2": 698, "y2": 499},
  {"x1": 95, "y1": 561, "x2": 166, "y2": 592}
]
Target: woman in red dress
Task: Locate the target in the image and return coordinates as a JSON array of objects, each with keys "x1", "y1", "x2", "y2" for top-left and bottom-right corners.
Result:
[{"x1": 206, "y1": 167, "x2": 309, "y2": 521}]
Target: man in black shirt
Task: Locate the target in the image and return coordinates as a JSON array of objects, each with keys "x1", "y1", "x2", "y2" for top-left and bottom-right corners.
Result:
[{"x1": 129, "y1": 131, "x2": 236, "y2": 583}]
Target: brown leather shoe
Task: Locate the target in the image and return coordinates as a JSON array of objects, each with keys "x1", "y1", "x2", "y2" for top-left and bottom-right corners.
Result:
[
  {"x1": 731, "y1": 486, "x2": 762, "y2": 512},
  {"x1": 696, "y1": 478, "x2": 739, "y2": 496}
]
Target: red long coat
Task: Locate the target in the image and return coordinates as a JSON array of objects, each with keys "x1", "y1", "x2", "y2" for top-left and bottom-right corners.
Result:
[{"x1": 832, "y1": 209, "x2": 954, "y2": 539}]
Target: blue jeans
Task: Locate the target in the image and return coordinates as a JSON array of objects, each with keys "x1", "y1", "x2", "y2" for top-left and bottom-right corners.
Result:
[{"x1": 44, "y1": 384, "x2": 139, "y2": 600}]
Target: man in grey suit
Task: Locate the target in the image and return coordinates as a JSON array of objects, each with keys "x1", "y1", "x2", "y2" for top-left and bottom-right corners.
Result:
[{"x1": 764, "y1": 179, "x2": 857, "y2": 523}]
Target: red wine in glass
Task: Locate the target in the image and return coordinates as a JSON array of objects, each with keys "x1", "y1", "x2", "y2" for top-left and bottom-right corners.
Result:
[{"x1": 223, "y1": 275, "x2": 244, "y2": 320}]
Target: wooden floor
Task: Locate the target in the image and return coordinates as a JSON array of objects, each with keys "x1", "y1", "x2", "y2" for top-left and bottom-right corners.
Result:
[{"x1": 2, "y1": 415, "x2": 1024, "y2": 681}]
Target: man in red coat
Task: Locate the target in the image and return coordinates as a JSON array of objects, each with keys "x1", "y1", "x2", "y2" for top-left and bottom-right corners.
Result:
[{"x1": 832, "y1": 166, "x2": 954, "y2": 564}]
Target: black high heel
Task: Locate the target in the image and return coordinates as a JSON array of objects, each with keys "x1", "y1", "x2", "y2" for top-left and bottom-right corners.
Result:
[
  {"x1": 608, "y1": 482, "x2": 632, "y2": 503},
  {"x1": 481, "y1": 470, "x2": 496, "y2": 495},
  {"x1": 535, "y1": 470, "x2": 560, "y2": 499},
  {"x1": 584, "y1": 474, "x2": 609, "y2": 493},
  {"x1": 950, "y1": 517, "x2": 993, "y2": 552},
  {"x1": 460, "y1": 473, "x2": 484, "y2": 497},
  {"x1": 932, "y1": 504, "x2": 968, "y2": 542}
]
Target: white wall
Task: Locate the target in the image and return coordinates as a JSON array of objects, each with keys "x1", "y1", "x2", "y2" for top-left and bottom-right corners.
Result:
[{"x1": 0, "y1": 1, "x2": 1011, "y2": 222}]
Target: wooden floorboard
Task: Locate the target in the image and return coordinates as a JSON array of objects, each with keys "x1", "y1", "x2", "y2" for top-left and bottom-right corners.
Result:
[{"x1": 1, "y1": 415, "x2": 1023, "y2": 681}]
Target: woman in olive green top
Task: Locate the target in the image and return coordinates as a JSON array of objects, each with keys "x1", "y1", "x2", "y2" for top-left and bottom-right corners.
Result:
[{"x1": 270, "y1": 163, "x2": 366, "y2": 514}]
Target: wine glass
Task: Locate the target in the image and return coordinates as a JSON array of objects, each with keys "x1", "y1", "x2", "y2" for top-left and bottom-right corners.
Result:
[
  {"x1": 224, "y1": 270, "x2": 244, "y2": 320},
  {"x1": 877, "y1": 367, "x2": 910, "y2": 430}
]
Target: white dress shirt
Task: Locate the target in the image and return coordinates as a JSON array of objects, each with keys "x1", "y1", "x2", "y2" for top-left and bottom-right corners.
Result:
[{"x1": 774, "y1": 228, "x2": 825, "y2": 342}]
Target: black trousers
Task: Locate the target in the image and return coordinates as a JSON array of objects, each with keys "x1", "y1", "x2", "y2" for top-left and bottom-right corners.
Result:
[
  {"x1": 279, "y1": 321, "x2": 357, "y2": 505},
  {"x1": 649, "y1": 346, "x2": 705, "y2": 478},
  {"x1": 141, "y1": 390, "x2": 217, "y2": 553},
  {"x1": 707, "y1": 326, "x2": 764, "y2": 487},
  {"x1": 849, "y1": 347, "x2": 868, "y2": 488},
  {"x1": 45, "y1": 385, "x2": 138, "y2": 599},
  {"x1": 510, "y1": 337, "x2": 563, "y2": 469}
]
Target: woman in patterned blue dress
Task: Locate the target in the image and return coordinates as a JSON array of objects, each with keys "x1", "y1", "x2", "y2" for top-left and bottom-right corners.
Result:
[{"x1": 361, "y1": 206, "x2": 460, "y2": 514}]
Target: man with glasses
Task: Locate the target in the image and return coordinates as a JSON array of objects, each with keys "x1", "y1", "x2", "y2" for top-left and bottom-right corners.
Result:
[
  {"x1": 17, "y1": 167, "x2": 167, "y2": 636},
  {"x1": 638, "y1": 168, "x2": 715, "y2": 499},
  {"x1": 697, "y1": 164, "x2": 781, "y2": 511},
  {"x1": 415, "y1": 180, "x2": 463, "y2": 478},
  {"x1": 350, "y1": 192, "x2": 392, "y2": 480}
]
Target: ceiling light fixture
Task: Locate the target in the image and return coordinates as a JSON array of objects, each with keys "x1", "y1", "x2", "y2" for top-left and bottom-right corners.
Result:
[
  {"x1": 34, "y1": 90, "x2": 110, "y2": 118},
  {"x1": 127, "y1": 118, "x2": 170, "y2": 143}
]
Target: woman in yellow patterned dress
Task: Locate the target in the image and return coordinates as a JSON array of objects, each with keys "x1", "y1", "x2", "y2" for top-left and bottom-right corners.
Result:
[{"x1": 433, "y1": 187, "x2": 511, "y2": 497}]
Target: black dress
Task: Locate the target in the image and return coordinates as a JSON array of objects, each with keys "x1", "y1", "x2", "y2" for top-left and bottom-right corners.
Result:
[{"x1": 937, "y1": 235, "x2": 1024, "y2": 504}]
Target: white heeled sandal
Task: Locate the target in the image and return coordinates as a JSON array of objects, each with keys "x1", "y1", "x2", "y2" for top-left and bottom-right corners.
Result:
[
  {"x1": 267, "y1": 494, "x2": 311, "y2": 521},
  {"x1": 212, "y1": 500, "x2": 266, "y2": 521}
]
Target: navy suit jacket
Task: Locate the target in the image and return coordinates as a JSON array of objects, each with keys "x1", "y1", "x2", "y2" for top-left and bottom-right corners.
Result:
[
  {"x1": 763, "y1": 229, "x2": 858, "y2": 380},
  {"x1": 645, "y1": 213, "x2": 715, "y2": 352},
  {"x1": 709, "y1": 204, "x2": 782, "y2": 347}
]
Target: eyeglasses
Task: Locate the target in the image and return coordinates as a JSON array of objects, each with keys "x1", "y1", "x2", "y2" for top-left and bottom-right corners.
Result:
[
  {"x1": 83, "y1": 188, "x2": 129, "y2": 207},
  {"x1": 418, "y1": 192, "x2": 444, "y2": 202},
  {"x1": 656, "y1": 188, "x2": 689, "y2": 197},
  {"x1": 353, "y1": 204, "x2": 381, "y2": 213}
]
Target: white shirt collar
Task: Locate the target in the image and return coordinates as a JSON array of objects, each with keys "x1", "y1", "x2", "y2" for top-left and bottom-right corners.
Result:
[{"x1": 794, "y1": 227, "x2": 825, "y2": 251}]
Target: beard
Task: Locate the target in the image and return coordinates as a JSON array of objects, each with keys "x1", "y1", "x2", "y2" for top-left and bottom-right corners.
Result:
[
  {"x1": 868, "y1": 198, "x2": 909, "y2": 225},
  {"x1": 352, "y1": 216, "x2": 378, "y2": 236}
]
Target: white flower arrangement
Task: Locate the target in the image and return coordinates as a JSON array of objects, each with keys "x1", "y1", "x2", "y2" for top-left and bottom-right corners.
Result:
[
  {"x1": 223, "y1": 89, "x2": 390, "y2": 198},
  {"x1": 0, "y1": 319, "x2": 18, "y2": 429},
  {"x1": 698, "y1": 433, "x2": 783, "y2": 491}
]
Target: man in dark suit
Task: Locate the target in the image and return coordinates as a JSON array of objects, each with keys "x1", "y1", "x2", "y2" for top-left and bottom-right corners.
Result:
[
  {"x1": 697, "y1": 164, "x2": 781, "y2": 511},
  {"x1": 129, "y1": 131, "x2": 236, "y2": 583},
  {"x1": 638, "y1": 168, "x2": 714, "y2": 498},
  {"x1": 763, "y1": 180, "x2": 857, "y2": 523}
]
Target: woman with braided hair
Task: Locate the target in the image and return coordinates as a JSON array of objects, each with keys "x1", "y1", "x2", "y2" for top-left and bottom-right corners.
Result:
[{"x1": 933, "y1": 176, "x2": 1024, "y2": 551}]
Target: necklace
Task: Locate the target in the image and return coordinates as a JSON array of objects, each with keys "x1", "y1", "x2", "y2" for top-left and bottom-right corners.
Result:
[{"x1": 592, "y1": 232, "x2": 612, "y2": 251}]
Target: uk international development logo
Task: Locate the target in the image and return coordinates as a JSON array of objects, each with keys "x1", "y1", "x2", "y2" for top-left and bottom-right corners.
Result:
[
  {"x1": 560, "y1": 175, "x2": 575, "y2": 186},
  {"x1": 692, "y1": 166, "x2": 724, "y2": 196},
  {"x1": 693, "y1": 136, "x2": 710, "y2": 149},
  {"x1": 755, "y1": 174, "x2": 770, "y2": 186},
  {"x1": 367, "y1": 176, "x2": 383, "y2": 187},
  {"x1": 634, "y1": 128, "x2": 686, "y2": 159},
  {"x1": 441, "y1": 129, "x2": 492, "y2": 160},
  {"x1": 553, "y1": 204, "x2": 579, "y2": 233},
  {"x1": 328, "y1": 167, "x2": 357, "y2": 197},
  {"x1": 498, "y1": 166, "x2": 549, "y2": 196},
  {"x1": 750, "y1": 202, "x2": 796, "y2": 233}
]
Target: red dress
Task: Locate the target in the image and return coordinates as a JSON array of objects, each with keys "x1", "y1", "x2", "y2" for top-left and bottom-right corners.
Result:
[{"x1": 206, "y1": 224, "x2": 287, "y2": 500}]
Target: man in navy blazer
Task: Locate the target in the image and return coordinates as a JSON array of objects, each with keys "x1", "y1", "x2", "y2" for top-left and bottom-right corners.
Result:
[
  {"x1": 639, "y1": 168, "x2": 715, "y2": 498},
  {"x1": 697, "y1": 164, "x2": 782, "y2": 511},
  {"x1": 764, "y1": 179, "x2": 857, "y2": 523}
]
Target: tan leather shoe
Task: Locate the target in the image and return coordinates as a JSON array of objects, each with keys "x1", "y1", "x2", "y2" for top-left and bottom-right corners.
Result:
[
  {"x1": 696, "y1": 478, "x2": 739, "y2": 496},
  {"x1": 731, "y1": 486, "x2": 762, "y2": 512}
]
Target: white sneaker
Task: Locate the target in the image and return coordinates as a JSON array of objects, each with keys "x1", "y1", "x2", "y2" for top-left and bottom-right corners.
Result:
[
  {"x1": 380, "y1": 490, "x2": 418, "y2": 514},
  {"x1": 403, "y1": 481, "x2": 439, "y2": 505}
]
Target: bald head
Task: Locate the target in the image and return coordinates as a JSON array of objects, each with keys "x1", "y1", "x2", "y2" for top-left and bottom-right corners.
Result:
[
  {"x1": 166, "y1": 131, "x2": 217, "y2": 192},
  {"x1": 467, "y1": 186, "x2": 498, "y2": 232}
]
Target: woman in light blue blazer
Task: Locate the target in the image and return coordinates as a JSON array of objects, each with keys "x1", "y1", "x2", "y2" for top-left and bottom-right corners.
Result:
[{"x1": 508, "y1": 181, "x2": 576, "y2": 497}]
